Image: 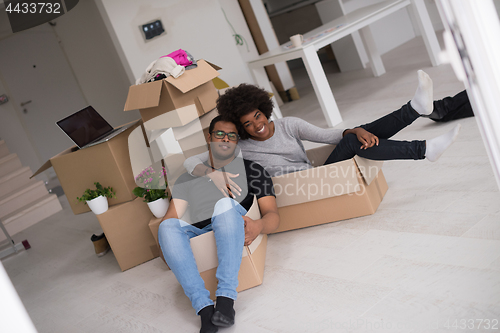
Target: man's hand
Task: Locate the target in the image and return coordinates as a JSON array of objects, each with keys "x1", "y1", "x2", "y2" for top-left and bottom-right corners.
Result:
[
  {"x1": 207, "y1": 170, "x2": 242, "y2": 198},
  {"x1": 345, "y1": 127, "x2": 379, "y2": 149},
  {"x1": 242, "y1": 216, "x2": 263, "y2": 246}
]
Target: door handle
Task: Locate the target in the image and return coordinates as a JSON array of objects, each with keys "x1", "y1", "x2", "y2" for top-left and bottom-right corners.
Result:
[{"x1": 20, "y1": 100, "x2": 32, "y2": 107}]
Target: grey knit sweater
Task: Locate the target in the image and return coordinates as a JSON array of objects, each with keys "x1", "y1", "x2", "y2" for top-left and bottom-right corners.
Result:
[{"x1": 183, "y1": 117, "x2": 344, "y2": 177}]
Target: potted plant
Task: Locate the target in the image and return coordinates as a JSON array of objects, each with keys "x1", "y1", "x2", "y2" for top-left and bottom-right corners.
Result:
[
  {"x1": 133, "y1": 165, "x2": 169, "y2": 218},
  {"x1": 77, "y1": 182, "x2": 116, "y2": 215}
]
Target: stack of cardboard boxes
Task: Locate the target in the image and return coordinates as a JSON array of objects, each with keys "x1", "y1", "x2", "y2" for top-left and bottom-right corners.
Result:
[{"x1": 31, "y1": 119, "x2": 161, "y2": 271}]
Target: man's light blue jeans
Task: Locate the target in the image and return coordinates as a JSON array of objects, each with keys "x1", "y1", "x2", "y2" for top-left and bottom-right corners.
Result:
[{"x1": 158, "y1": 198, "x2": 246, "y2": 314}]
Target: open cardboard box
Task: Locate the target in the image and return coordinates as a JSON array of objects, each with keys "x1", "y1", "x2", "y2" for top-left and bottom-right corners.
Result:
[
  {"x1": 124, "y1": 60, "x2": 221, "y2": 131},
  {"x1": 127, "y1": 108, "x2": 218, "y2": 188},
  {"x1": 148, "y1": 196, "x2": 266, "y2": 299},
  {"x1": 148, "y1": 107, "x2": 217, "y2": 161},
  {"x1": 31, "y1": 120, "x2": 142, "y2": 215},
  {"x1": 271, "y1": 144, "x2": 388, "y2": 233},
  {"x1": 96, "y1": 197, "x2": 159, "y2": 271}
]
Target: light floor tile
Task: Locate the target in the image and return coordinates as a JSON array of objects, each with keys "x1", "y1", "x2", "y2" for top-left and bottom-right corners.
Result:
[
  {"x1": 462, "y1": 215, "x2": 500, "y2": 241},
  {"x1": 353, "y1": 256, "x2": 500, "y2": 305}
]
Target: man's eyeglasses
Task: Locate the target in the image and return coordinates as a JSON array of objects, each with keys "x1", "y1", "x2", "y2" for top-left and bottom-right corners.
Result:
[{"x1": 211, "y1": 130, "x2": 239, "y2": 141}]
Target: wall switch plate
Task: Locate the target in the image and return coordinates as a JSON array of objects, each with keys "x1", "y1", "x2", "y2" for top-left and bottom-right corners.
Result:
[{"x1": 141, "y1": 19, "x2": 165, "y2": 41}]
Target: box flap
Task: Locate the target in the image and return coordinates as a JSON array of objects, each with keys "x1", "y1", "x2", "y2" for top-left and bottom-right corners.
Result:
[
  {"x1": 247, "y1": 234, "x2": 263, "y2": 254},
  {"x1": 30, "y1": 146, "x2": 76, "y2": 178},
  {"x1": 203, "y1": 60, "x2": 222, "y2": 71},
  {"x1": 124, "y1": 80, "x2": 163, "y2": 111},
  {"x1": 306, "y1": 144, "x2": 336, "y2": 167},
  {"x1": 165, "y1": 60, "x2": 220, "y2": 94},
  {"x1": 172, "y1": 116, "x2": 204, "y2": 141},
  {"x1": 191, "y1": 231, "x2": 219, "y2": 272},
  {"x1": 143, "y1": 104, "x2": 199, "y2": 131},
  {"x1": 191, "y1": 195, "x2": 261, "y2": 271},
  {"x1": 353, "y1": 156, "x2": 383, "y2": 185},
  {"x1": 246, "y1": 234, "x2": 267, "y2": 283},
  {"x1": 30, "y1": 159, "x2": 53, "y2": 178},
  {"x1": 272, "y1": 159, "x2": 361, "y2": 207},
  {"x1": 246, "y1": 195, "x2": 261, "y2": 220}
]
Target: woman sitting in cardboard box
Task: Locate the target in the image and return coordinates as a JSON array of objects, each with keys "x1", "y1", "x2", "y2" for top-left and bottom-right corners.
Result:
[{"x1": 184, "y1": 71, "x2": 463, "y2": 196}]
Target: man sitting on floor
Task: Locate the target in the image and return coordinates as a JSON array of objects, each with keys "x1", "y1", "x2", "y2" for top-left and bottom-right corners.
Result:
[{"x1": 158, "y1": 116, "x2": 280, "y2": 333}]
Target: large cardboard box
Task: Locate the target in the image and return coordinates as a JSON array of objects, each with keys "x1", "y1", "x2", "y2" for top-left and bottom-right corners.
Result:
[
  {"x1": 271, "y1": 145, "x2": 388, "y2": 233},
  {"x1": 124, "y1": 60, "x2": 220, "y2": 131},
  {"x1": 148, "y1": 196, "x2": 266, "y2": 298},
  {"x1": 31, "y1": 120, "x2": 141, "y2": 215},
  {"x1": 97, "y1": 197, "x2": 159, "y2": 271},
  {"x1": 147, "y1": 107, "x2": 217, "y2": 161},
  {"x1": 138, "y1": 108, "x2": 218, "y2": 185}
]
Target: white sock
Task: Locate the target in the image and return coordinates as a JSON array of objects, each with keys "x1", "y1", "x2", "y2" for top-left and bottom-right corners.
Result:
[
  {"x1": 425, "y1": 124, "x2": 461, "y2": 162},
  {"x1": 410, "y1": 70, "x2": 433, "y2": 116}
]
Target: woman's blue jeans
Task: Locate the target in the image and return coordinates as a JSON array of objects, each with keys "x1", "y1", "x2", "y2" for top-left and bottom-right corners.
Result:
[
  {"x1": 158, "y1": 198, "x2": 246, "y2": 314},
  {"x1": 325, "y1": 101, "x2": 427, "y2": 164}
]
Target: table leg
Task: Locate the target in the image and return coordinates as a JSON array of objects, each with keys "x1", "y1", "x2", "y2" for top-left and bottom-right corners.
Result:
[
  {"x1": 301, "y1": 46, "x2": 343, "y2": 128},
  {"x1": 359, "y1": 26, "x2": 386, "y2": 77},
  {"x1": 250, "y1": 66, "x2": 283, "y2": 119},
  {"x1": 410, "y1": 0, "x2": 441, "y2": 66}
]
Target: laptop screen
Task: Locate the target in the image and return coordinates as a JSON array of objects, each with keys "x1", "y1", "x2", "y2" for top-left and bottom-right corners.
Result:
[{"x1": 56, "y1": 106, "x2": 114, "y2": 148}]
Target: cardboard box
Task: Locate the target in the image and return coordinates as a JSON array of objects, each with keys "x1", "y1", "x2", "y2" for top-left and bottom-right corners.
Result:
[
  {"x1": 147, "y1": 107, "x2": 217, "y2": 157},
  {"x1": 124, "y1": 60, "x2": 220, "y2": 130},
  {"x1": 271, "y1": 145, "x2": 388, "y2": 233},
  {"x1": 148, "y1": 196, "x2": 266, "y2": 298},
  {"x1": 139, "y1": 108, "x2": 218, "y2": 184},
  {"x1": 96, "y1": 197, "x2": 159, "y2": 271},
  {"x1": 31, "y1": 120, "x2": 142, "y2": 215}
]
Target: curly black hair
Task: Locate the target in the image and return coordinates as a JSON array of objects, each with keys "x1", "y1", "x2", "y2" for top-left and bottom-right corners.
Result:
[{"x1": 216, "y1": 83, "x2": 273, "y2": 140}]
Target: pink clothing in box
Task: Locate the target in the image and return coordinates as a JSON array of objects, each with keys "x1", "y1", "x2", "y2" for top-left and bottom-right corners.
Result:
[{"x1": 162, "y1": 49, "x2": 192, "y2": 67}]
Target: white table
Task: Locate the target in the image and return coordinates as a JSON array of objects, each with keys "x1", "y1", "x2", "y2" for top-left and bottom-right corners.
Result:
[{"x1": 248, "y1": 0, "x2": 441, "y2": 127}]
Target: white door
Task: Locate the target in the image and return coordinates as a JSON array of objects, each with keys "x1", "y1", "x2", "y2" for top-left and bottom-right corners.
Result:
[
  {"x1": 436, "y1": 0, "x2": 500, "y2": 190},
  {"x1": 0, "y1": 24, "x2": 87, "y2": 174}
]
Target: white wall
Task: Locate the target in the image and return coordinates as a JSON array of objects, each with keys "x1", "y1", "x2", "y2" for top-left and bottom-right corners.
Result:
[
  {"x1": 0, "y1": 76, "x2": 43, "y2": 176},
  {"x1": 96, "y1": 0, "x2": 253, "y2": 87},
  {"x1": 51, "y1": 0, "x2": 139, "y2": 128},
  {"x1": 218, "y1": 0, "x2": 260, "y2": 63},
  {"x1": 0, "y1": 0, "x2": 140, "y2": 180}
]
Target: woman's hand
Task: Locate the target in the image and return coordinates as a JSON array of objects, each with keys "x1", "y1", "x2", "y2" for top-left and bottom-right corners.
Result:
[
  {"x1": 242, "y1": 216, "x2": 263, "y2": 246},
  {"x1": 345, "y1": 127, "x2": 379, "y2": 149},
  {"x1": 207, "y1": 170, "x2": 242, "y2": 198}
]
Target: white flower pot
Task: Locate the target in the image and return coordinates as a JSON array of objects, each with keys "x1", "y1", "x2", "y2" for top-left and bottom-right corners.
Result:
[
  {"x1": 86, "y1": 195, "x2": 109, "y2": 215},
  {"x1": 147, "y1": 198, "x2": 169, "y2": 219}
]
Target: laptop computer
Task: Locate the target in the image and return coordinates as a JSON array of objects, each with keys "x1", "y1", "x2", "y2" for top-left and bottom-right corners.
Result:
[{"x1": 56, "y1": 106, "x2": 134, "y2": 149}]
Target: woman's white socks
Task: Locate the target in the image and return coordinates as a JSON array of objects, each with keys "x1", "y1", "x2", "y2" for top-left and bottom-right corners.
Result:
[
  {"x1": 410, "y1": 70, "x2": 433, "y2": 116},
  {"x1": 425, "y1": 124, "x2": 461, "y2": 162}
]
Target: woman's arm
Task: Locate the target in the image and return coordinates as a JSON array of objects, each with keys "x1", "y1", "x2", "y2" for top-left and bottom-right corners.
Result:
[
  {"x1": 288, "y1": 117, "x2": 344, "y2": 144},
  {"x1": 183, "y1": 151, "x2": 210, "y2": 176},
  {"x1": 342, "y1": 128, "x2": 379, "y2": 149},
  {"x1": 183, "y1": 150, "x2": 242, "y2": 197},
  {"x1": 289, "y1": 117, "x2": 379, "y2": 149}
]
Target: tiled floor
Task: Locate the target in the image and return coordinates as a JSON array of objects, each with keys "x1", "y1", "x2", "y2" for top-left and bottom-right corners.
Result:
[{"x1": 2, "y1": 34, "x2": 500, "y2": 333}]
